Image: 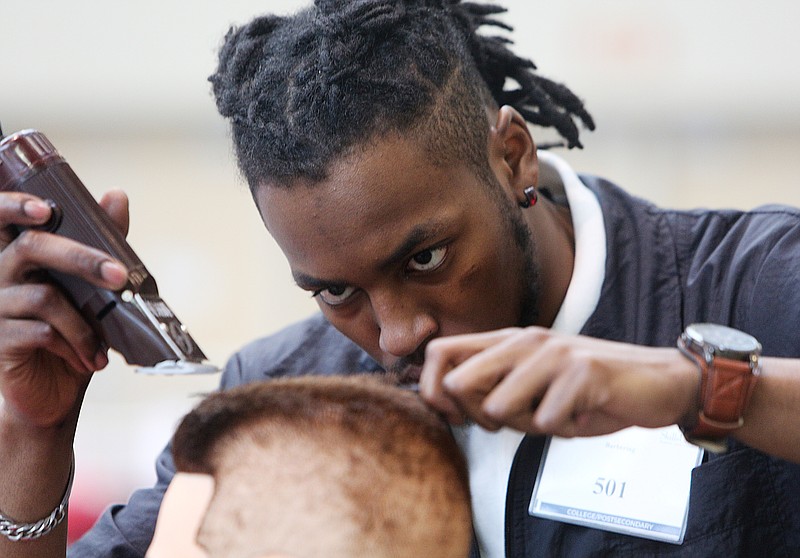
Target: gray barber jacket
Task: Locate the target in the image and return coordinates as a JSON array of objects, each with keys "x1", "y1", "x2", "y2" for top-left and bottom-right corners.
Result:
[{"x1": 69, "y1": 175, "x2": 800, "y2": 557}]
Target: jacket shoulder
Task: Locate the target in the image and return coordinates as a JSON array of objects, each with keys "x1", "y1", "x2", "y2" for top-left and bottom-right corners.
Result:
[{"x1": 220, "y1": 313, "x2": 379, "y2": 389}]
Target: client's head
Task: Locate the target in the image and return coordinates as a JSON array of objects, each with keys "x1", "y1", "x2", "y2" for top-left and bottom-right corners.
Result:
[{"x1": 147, "y1": 375, "x2": 472, "y2": 558}]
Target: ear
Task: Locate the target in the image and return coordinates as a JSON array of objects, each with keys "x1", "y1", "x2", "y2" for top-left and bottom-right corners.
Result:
[
  {"x1": 146, "y1": 473, "x2": 214, "y2": 558},
  {"x1": 488, "y1": 105, "x2": 539, "y2": 204}
]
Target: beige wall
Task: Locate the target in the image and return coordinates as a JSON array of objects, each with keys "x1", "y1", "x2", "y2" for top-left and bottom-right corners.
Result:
[{"x1": 2, "y1": 0, "x2": 800, "y2": 512}]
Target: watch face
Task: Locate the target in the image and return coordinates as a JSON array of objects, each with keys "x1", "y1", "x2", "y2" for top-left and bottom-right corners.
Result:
[{"x1": 686, "y1": 323, "x2": 762, "y2": 355}]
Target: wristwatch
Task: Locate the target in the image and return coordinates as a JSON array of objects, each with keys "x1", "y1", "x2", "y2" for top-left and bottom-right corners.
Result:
[{"x1": 677, "y1": 323, "x2": 761, "y2": 453}]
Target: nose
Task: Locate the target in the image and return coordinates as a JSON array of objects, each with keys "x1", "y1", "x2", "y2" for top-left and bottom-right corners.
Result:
[{"x1": 372, "y1": 292, "x2": 437, "y2": 358}]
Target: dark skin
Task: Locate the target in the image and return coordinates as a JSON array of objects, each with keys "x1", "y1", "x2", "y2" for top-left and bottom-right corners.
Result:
[
  {"x1": 0, "y1": 190, "x2": 128, "y2": 557},
  {"x1": 2, "y1": 106, "x2": 800, "y2": 557},
  {"x1": 254, "y1": 106, "x2": 696, "y2": 432},
  {"x1": 256, "y1": 105, "x2": 800, "y2": 454},
  {"x1": 255, "y1": 107, "x2": 573, "y2": 379}
]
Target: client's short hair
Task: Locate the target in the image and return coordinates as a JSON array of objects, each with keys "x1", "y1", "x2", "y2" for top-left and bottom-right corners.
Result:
[{"x1": 171, "y1": 375, "x2": 472, "y2": 558}]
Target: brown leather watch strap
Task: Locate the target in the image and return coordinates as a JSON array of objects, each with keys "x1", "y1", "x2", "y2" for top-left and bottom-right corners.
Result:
[{"x1": 678, "y1": 337, "x2": 759, "y2": 441}]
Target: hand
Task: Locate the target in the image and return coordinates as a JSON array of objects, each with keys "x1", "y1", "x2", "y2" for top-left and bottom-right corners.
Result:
[
  {"x1": 419, "y1": 327, "x2": 699, "y2": 437},
  {"x1": 0, "y1": 190, "x2": 130, "y2": 428}
]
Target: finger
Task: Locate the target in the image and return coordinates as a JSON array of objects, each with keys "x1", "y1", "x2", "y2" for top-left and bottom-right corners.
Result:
[
  {"x1": 420, "y1": 328, "x2": 521, "y2": 395},
  {"x1": 479, "y1": 334, "x2": 570, "y2": 431},
  {"x1": 0, "y1": 318, "x2": 90, "y2": 375},
  {"x1": 475, "y1": 355, "x2": 550, "y2": 433},
  {"x1": 531, "y1": 366, "x2": 596, "y2": 436},
  {"x1": 478, "y1": 336, "x2": 606, "y2": 436},
  {"x1": 418, "y1": 345, "x2": 465, "y2": 424},
  {"x1": 439, "y1": 350, "x2": 517, "y2": 431},
  {"x1": 0, "y1": 229, "x2": 128, "y2": 290},
  {"x1": 0, "y1": 193, "x2": 53, "y2": 247},
  {"x1": 98, "y1": 189, "x2": 130, "y2": 237},
  {"x1": 436, "y1": 330, "x2": 545, "y2": 430},
  {"x1": 529, "y1": 364, "x2": 630, "y2": 438},
  {"x1": 0, "y1": 284, "x2": 105, "y2": 371},
  {"x1": 419, "y1": 329, "x2": 520, "y2": 424}
]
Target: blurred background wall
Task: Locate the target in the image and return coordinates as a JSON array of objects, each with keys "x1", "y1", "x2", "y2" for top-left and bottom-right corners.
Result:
[{"x1": 2, "y1": 0, "x2": 800, "y2": 543}]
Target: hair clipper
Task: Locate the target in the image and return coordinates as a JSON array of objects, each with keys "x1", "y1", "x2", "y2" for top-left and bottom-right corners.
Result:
[{"x1": 0, "y1": 128, "x2": 218, "y2": 374}]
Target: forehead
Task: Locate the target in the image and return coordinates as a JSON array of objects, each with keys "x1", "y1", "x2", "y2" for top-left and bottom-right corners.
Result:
[{"x1": 255, "y1": 135, "x2": 491, "y2": 274}]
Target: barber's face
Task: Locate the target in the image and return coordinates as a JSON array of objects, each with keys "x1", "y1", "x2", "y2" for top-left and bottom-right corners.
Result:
[{"x1": 256, "y1": 135, "x2": 539, "y2": 379}]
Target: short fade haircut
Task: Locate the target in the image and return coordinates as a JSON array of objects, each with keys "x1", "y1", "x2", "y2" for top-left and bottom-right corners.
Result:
[
  {"x1": 171, "y1": 375, "x2": 473, "y2": 558},
  {"x1": 210, "y1": 0, "x2": 594, "y2": 189}
]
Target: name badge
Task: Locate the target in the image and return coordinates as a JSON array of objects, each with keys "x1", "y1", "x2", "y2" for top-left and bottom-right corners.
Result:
[{"x1": 529, "y1": 426, "x2": 703, "y2": 544}]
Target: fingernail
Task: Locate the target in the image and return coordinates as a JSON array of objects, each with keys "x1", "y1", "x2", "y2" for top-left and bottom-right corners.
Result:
[
  {"x1": 23, "y1": 199, "x2": 50, "y2": 219},
  {"x1": 100, "y1": 261, "x2": 127, "y2": 285}
]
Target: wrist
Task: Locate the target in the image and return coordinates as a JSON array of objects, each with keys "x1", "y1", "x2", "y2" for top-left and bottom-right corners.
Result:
[
  {"x1": 675, "y1": 323, "x2": 761, "y2": 453},
  {"x1": 674, "y1": 349, "x2": 703, "y2": 431},
  {"x1": 0, "y1": 452, "x2": 74, "y2": 541},
  {"x1": 0, "y1": 405, "x2": 77, "y2": 523},
  {"x1": 0, "y1": 403, "x2": 76, "y2": 448}
]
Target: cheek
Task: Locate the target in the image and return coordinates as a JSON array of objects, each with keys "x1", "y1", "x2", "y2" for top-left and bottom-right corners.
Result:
[{"x1": 448, "y1": 245, "x2": 525, "y2": 330}]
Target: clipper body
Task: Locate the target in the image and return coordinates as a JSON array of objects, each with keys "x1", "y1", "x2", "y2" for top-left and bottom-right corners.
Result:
[{"x1": 0, "y1": 129, "x2": 217, "y2": 374}]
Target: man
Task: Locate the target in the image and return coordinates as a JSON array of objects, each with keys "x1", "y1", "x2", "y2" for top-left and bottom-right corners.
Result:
[
  {"x1": 1, "y1": 0, "x2": 800, "y2": 557},
  {"x1": 145, "y1": 375, "x2": 472, "y2": 558}
]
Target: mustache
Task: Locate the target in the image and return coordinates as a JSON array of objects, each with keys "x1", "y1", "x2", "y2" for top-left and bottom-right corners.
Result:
[{"x1": 385, "y1": 351, "x2": 425, "y2": 385}]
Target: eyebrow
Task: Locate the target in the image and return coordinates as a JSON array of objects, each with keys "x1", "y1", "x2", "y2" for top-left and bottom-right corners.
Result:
[
  {"x1": 291, "y1": 221, "x2": 444, "y2": 289},
  {"x1": 380, "y1": 222, "x2": 442, "y2": 270}
]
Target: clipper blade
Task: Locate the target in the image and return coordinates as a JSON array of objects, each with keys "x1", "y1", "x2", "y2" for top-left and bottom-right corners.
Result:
[{"x1": 136, "y1": 360, "x2": 220, "y2": 375}]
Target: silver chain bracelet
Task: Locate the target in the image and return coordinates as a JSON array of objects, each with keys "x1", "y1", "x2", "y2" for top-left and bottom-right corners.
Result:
[{"x1": 0, "y1": 453, "x2": 75, "y2": 541}]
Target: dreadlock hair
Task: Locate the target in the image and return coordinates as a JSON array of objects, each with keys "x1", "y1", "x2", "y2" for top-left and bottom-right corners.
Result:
[{"x1": 210, "y1": 0, "x2": 595, "y2": 190}]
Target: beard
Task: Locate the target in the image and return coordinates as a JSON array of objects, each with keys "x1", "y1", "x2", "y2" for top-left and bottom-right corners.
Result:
[
  {"x1": 506, "y1": 207, "x2": 542, "y2": 327},
  {"x1": 484, "y1": 174, "x2": 542, "y2": 328}
]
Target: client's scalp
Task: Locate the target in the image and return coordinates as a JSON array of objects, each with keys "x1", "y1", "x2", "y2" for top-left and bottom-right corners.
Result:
[{"x1": 172, "y1": 375, "x2": 472, "y2": 558}]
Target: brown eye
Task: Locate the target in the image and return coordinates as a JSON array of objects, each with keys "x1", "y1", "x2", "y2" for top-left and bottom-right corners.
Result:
[{"x1": 407, "y1": 246, "x2": 447, "y2": 272}]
